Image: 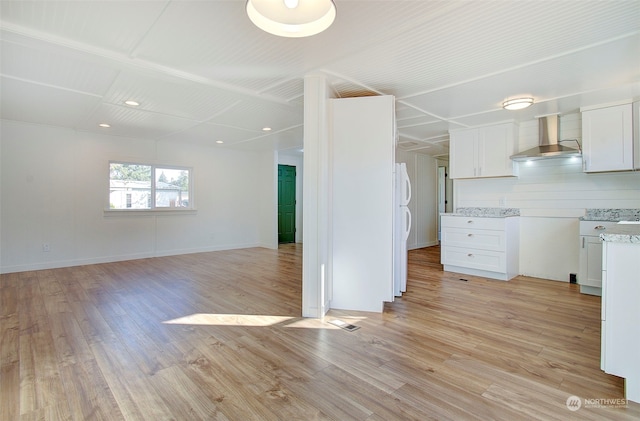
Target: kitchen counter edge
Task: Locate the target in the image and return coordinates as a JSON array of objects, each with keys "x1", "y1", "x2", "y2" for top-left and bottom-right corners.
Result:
[{"x1": 600, "y1": 224, "x2": 640, "y2": 244}]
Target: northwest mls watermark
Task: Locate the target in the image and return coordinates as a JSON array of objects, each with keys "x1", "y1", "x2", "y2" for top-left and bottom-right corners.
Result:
[{"x1": 566, "y1": 395, "x2": 629, "y2": 411}]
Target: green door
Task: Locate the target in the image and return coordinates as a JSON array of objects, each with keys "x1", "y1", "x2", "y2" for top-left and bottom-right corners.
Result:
[{"x1": 278, "y1": 165, "x2": 296, "y2": 244}]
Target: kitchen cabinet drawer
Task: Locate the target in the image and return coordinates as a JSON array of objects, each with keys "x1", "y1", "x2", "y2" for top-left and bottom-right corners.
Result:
[
  {"x1": 442, "y1": 246, "x2": 505, "y2": 273},
  {"x1": 579, "y1": 221, "x2": 617, "y2": 237},
  {"x1": 441, "y1": 216, "x2": 506, "y2": 230},
  {"x1": 441, "y1": 228, "x2": 505, "y2": 251}
]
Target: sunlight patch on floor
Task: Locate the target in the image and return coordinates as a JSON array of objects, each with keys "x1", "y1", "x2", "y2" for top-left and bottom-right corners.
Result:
[
  {"x1": 162, "y1": 313, "x2": 368, "y2": 330},
  {"x1": 163, "y1": 313, "x2": 294, "y2": 327}
]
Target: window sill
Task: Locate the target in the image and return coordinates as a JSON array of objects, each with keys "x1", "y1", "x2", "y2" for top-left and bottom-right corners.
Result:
[{"x1": 104, "y1": 208, "x2": 197, "y2": 217}]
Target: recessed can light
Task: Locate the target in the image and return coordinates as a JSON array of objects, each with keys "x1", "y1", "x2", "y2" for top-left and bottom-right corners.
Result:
[
  {"x1": 99, "y1": 123, "x2": 111, "y2": 128},
  {"x1": 124, "y1": 100, "x2": 140, "y2": 106}
]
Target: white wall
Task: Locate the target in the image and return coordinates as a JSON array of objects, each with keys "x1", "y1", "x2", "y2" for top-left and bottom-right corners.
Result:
[
  {"x1": 397, "y1": 150, "x2": 439, "y2": 249},
  {"x1": 277, "y1": 152, "x2": 303, "y2": 243},
  {"x1": 259, "y1": 150, "x2": 279, "y2": 250},
  {"x1": 453, "y1": 114, "x2": 640, "y2": 281},
  {"x1": 0, "y1": 120, "x2": 277, "y2": 273}
]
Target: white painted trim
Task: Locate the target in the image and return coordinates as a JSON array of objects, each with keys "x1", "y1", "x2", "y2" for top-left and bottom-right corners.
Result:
[
  {"x1": 443, "y1": 265, "x2": 511, "y2": 281},
  {"x1": 580, "y1": 99, "x2": 633, "y2": 112},
  {"x1": 0, "y1": 242, "x2": 261, "y2": 274},
  {"x1": 104, "y1": 209, "x2": 197, "y2": 216}
]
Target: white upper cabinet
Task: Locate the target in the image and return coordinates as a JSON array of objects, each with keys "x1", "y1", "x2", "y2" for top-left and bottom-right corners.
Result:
[
  {"x1": 449, "y1": 122, "x2": 518, "y2": 179},
  {"x1": 449, "y1": 128, "x2": 477, "y2": 179},
  {"x1": 581, "y1": 102, "x2": 637, "y2": 173}
]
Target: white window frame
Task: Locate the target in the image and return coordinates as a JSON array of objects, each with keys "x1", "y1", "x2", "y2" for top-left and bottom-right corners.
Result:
[{"x1": 106, "y1": 161, "x2": 195, "y2": 215}]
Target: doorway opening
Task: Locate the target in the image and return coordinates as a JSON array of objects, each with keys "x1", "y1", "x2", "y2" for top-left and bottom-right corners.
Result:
[
  {"x1": 437, "y1": 165, "x2": 449, "y2": 241},
  {"x1": 278, "y1": 164, "x2": 296, "y2": 244}
]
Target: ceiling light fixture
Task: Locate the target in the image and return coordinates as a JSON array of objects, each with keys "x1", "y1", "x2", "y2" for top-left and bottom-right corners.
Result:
[
  {"x1": 503, "y1": 97, "x2": 534, "y2": 111},
  {"x1": 216, "y1": 140, "x2": 224, "y2": 144},
  {"x1": 124, "y1": 100, "x2": 140, "y2": 106},
  {"x1": 99, "y1": 123, "x2": 111, "y2": 128},
  {"x1": 246, "y1": 0, "x2": 336, "y2": 38},
  {"x1": 262, "y1": 127, "x2": 272, "y2": 131}
]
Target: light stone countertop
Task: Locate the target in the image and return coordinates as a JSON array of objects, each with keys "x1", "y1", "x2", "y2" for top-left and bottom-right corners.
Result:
[
  {"x1": 442, "y1": 207, "x2": 520, "y2": 218},
  {"x1": 600, "y1": 223, "x2": 640, "y2": 244},
  {"x1": 581, "y1": 208, "x2": 640, "y2": 222}
]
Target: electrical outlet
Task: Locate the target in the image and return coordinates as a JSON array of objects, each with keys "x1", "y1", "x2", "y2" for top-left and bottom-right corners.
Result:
[
  {"x1": 42, "y1": 243, "x2": 50, "y2": 252},
  {"x1": 499, "y1": 197, "x2": 507, "y2": 207}
]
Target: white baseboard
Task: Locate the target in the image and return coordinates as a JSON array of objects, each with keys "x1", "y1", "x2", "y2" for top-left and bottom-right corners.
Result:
[{"x1": 0, "y1": 242, "x2": 261, "y2": 274}]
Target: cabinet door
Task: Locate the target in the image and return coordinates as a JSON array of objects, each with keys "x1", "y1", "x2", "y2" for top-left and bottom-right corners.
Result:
[
  {"x1": 478, "y1": 123, "x2": 517, "y2": 178},
  {"x1": 449, "y1": 129, "x2": 477, "y2": 179},
  {"x1": 582, "y1": 104, "x2": 633, "y2": 172},
  {"x1": 579, "y1": 236, "x2": 603, "y2": 288}
]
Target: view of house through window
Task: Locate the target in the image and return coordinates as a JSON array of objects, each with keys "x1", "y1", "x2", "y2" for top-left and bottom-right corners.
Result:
[{"x1": 109, "y1": 162, "x2": 191, "y2": 210}]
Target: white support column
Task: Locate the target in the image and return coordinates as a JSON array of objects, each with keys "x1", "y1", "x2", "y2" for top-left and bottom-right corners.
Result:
[{"x1": 302, "y1": 74, "x2": 332, "y2": 318}]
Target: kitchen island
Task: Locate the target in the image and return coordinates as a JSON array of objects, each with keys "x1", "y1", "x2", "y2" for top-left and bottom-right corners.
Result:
[{"x1": 600, "y1": 222, "x2": 640, "y2": 404}]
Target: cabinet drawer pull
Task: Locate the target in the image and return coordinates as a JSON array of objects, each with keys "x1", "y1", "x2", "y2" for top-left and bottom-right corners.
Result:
[
  {"x1": 467, "y1": 233, "x2": 473, "y2": 237},
  {"x1": 467, "y1": 253, "x2": 473, "y2": 257},
  {"x1": 594, "y1": 225, "x2": 606, "y2": 230},
  {"x1": 467, "y1": 220, "x2": 473, "y2": 224}
]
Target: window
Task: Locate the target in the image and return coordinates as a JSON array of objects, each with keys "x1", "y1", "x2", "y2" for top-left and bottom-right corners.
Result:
[{"x1": 109, "y1": 162, "x2": 192, "y2": 210}]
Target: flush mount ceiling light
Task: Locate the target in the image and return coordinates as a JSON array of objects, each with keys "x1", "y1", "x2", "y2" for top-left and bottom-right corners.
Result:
[
  {"x1": 246, "y1": 0, "x2": 336, "y2": 38},
  {"x1": 124, "y1": 100, "x2": 140, "y2": 107},
  {"x1": 503, "y1": 97, "x2": 534, "y2": 111}
]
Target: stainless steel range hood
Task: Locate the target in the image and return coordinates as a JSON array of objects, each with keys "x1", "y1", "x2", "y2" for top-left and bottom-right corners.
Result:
[{"x1": 510, "y1": 114, "x2": 582, "y2": 161}]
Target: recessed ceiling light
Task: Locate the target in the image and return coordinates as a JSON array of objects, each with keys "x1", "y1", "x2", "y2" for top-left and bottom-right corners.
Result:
[
  {"x1": 216, "y1": 140, "x2": 224, "y2": 144},
  {"x1": 262, "y1": 127, "x2": 272, "y2": 131},
  {"x1": 124, "y1": 100, "x2": 140, "y2": 106},
  {"x1": 99, "y1": 123, "x2": 111, "y2": 128},
  {"x1": 503, "y1": 97, "x2": 534, "y2": 111}
]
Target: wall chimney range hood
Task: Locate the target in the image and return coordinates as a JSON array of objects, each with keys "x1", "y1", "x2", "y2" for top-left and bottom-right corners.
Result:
[{"x1": 510, "y1": 114, "x2": 582, "y2": 161}]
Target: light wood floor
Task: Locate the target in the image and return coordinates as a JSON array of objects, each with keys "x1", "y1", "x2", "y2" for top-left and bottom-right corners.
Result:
[{"x1": 2, "y1": 245, "x2": 639, "y2": 420}]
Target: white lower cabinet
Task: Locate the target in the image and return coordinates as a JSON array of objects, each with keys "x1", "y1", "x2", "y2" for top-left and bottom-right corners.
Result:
[
  {"x1": 601, "y1": 240, "x2": 640, "y2": 403},
  {"x1": 440, "y1": 215, "x2": 519, "y2": 280},
  {"x1": 578, "y1": 221, "x2": 619, "y2": 296}
]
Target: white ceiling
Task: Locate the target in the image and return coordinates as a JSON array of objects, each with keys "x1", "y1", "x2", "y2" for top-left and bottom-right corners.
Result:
[{"x1": 1, "y1": 1, "x2": 639, "y2": 158}]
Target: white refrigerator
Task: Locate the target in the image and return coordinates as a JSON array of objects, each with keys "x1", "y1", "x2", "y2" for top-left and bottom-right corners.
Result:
[{"x1": 393, "y1": 163, "x2": 412, "y2": 297}]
